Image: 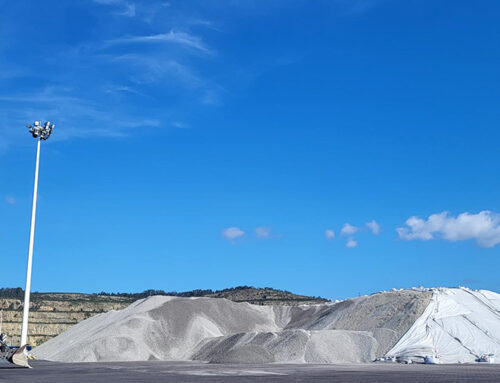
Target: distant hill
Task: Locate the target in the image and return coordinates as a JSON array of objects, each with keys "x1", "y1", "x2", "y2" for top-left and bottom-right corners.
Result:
[
  {"x1": 0, "y1": 286, "x2": 328, "y2": 346},
  {"x1": 93, "y1": 286, "x2": 329, "y2": 305}
]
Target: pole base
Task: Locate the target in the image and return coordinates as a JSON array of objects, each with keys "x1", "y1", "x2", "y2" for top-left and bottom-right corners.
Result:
[{"x1": 8, "y1": 345, "x2": 31, "y2": 368}]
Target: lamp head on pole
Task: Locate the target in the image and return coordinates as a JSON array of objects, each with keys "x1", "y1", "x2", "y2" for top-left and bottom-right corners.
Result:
[{"x1": 26, "y1": 121, "x2": 55, "y2": 140}]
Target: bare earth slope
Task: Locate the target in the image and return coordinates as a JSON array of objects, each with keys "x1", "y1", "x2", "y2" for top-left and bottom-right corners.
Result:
[{"x1": 34, "y1": 290, "x2": 431, "y2": 364}]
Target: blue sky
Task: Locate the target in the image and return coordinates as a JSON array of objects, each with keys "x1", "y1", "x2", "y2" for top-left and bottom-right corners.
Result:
[{"x1": 1, "y1": 0, "x2": 500, "y2": 300}]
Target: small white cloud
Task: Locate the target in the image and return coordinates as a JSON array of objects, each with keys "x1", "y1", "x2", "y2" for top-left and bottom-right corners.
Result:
[
  {"x1": 325, "y1": 229, "x2": 335, "y2": 239},
  {"x1": 397, "y1": 210, "x2": 500, "y2": 248},
  {"x1": 366, "y1": 220, "x2": 380, "y2": 235},
  {"x1": 340, "y1": 223, "x2": 358, "y2": 236},
  {"x1": 346, "y1": 238, "x2": 358, "y2": 248},
  {"x1": 221, "y1": 227, "x2": 244, "y2": 241},
  {"x1": 5, "y1": 196, "x2": 15, "y2": 205},
  {"x1": 255, "y1": 226, "x2": 272, "y2": 239},
  {"x1": 171, "y1": 121, "x2": 188, "y2": 129},
  {"x1": 201, "y1": 89, "x2": 222, "y2": 106}
]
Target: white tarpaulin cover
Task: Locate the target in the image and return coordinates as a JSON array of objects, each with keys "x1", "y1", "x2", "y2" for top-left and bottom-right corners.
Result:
[{"x1": 387, "y1": 288, "x2": 500, "y2": 363}]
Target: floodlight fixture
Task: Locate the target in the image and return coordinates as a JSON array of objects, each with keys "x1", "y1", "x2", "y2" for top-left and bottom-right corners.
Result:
[{"x1": 26, "y1": 121, "x2": 54, "y2": 141}]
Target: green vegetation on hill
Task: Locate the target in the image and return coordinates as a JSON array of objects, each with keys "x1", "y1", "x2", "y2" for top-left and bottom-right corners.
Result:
[
  {"x1": 94, "y1": 285, "x2": 329, "y2": 304},
  {"x1": 0, "y1": 286, "x2": 328, "y2": 304}
]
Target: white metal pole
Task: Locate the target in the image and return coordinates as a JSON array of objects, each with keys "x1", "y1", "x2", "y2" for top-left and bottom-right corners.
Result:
[{"x1": 20, "y1": 138, "x2": 41, "y2": 346}]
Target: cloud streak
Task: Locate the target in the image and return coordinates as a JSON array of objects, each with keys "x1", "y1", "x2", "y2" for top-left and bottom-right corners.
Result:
[
  {"x1": 0, "y1": 86, "x2": 161, "y2": 142},
  {"x1": 110, "y1": 55, "x2": 204, "y2": 87},
  {"x1": 94, "y1": 0, "x2": 136, "y2": 17},
  {"x1": 397, "y1": 211, "x2": 500, "y2": 248},
  {"x1": 105, "y1": 30, "x2": 212, "y2": 54}
]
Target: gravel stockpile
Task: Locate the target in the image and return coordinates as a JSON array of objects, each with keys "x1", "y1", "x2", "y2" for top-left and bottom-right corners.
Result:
[
  {"x1": 282, "y1": 290, "x2": 432, "y2": 356},
  {"x1": 193, "y1": 330, "x2": 378, "y2": 363},
  {"x1": 34, "y1": 290, "x2": 432, "y2": 364}
]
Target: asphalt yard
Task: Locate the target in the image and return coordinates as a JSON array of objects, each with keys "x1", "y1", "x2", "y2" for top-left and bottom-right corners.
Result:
[{"x1": 1, "y1": 360, "x2": 500, "y2": 383}]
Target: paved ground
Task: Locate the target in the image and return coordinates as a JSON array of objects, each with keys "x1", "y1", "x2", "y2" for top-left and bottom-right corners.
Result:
[{"x1": 1, "y1": 360, "x2": 500, "y2": 382}]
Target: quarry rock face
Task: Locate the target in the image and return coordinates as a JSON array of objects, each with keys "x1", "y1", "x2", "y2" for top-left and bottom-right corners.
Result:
[
  {"x1": 34, "y1": 290, "x2": 432, "y2": 363},
  {"x1": 0, "y1": 295, "x2": 131, "y2": 346}
]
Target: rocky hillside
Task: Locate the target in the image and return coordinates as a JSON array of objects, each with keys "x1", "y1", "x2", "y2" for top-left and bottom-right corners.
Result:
[
  {"x1": 0, "y1": 287, "x2": 328, "y2": 346},
  {"x1": 205, "y1": 286, "x2": 328, "y2": 305}
]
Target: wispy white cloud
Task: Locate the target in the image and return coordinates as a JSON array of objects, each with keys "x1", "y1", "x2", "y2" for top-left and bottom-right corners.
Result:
[
  {"x1": 201, "y1": 89, "x2": 223, "y2": 106},
  {"x1": 171, "y1": 121, "x2": 188, "y2": 129},
  {"x1": 116, "y1": 2, "x2": 135, "y2": 17},
  {"x1": 0, "y1": 86, "x2": 161, "y2": 141},
  {"x1": 103, "y1": 85, "x2": 142, "y2": 95},
  {"x1": 187, "y1": 19, "x2": 221, "y2": 32},
  {"x1": 346, "y1": 238, "x2": 358, "y2": 248},
  {"x1": 340, "y1": 223, "x2": 358, "y2": 236},
  {"x1": 222, "y1": 227, "x2": 245, "y2": 241},
  {"x1": 325, "y1": 229, "x2": 335, "y2": 239},
  {"x1": 255, "y1": 226, "x2": 271, "y2": 239},
  {"x1": 5, "y1": 196, "x2": 15, "y2": 205},
  {"x1": 105, "y1": 30, "x2": 213, "y2": 54},
  {"x1": 0, "y1": 86, "x2": 85, "y2": 104},
  {"x1": 255, "y1": 226, "x2": 282, "y2": 239},
  {"x1": 94, "y1": 0, "x2": 136, "y2": 17},
  {"x1": 397, "y1": 211, "x2": 500, "y2": 248},
  {"x1": 139, "y1": 2, "x2": 171, "y2": 23},
  {"x1": 366, "y1": 220, "x2": 380, "y2": 235},
  {"x1": 110, "y1": 54, "x2": 205, "y2": 87},
  {"x1": 0, "y1": 25, "x2": 219, "y2": 149}
]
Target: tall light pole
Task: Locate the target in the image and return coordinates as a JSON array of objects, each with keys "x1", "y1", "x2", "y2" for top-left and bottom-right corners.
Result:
[{"x1": 20, "y1": 121, "x2": 54, "y2": 347}]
